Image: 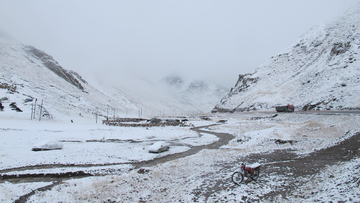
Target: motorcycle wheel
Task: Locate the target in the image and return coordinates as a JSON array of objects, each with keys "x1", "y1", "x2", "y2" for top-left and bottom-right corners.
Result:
[
  {"x1": 231, "y1": 172, "x2": 244, "y2": 185},
  {"x1": 251, "y1": 169, "x2": 260, "y2": 180}
]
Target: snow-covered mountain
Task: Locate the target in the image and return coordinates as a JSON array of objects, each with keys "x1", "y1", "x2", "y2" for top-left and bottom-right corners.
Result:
[
  {"x1": 0, "y1": 32, "x2": 226, "y2": 120},
  {"x1": 161, "y1": 75, "x2": 228, "y2": 112},
  {"x1": 0, "y1": 33, "x2": 139, "y2": 120},
  {"x1": 213, "y1": 3, "x2": 360, "y2": 112}
]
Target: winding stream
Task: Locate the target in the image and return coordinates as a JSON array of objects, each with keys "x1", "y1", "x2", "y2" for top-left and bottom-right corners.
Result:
[{"x1": 1, "y1": 124, "x2": 234, "y2": 202}]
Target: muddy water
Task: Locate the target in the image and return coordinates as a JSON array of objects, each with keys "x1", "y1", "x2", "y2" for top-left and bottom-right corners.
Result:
[
  {"x1": 14, "y1": 181, "x2": 63, "y2": 203},
  {"x1": 0, "y1": 162, "x2": 133, "y2": 176}
]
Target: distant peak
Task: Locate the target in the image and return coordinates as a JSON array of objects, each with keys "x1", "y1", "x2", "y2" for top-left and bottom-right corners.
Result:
[{"x1": 0, "y1": 29, "x2": 14, "y2": 40}]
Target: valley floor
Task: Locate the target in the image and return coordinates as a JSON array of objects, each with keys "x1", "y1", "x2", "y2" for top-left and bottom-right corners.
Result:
[{"x1": 1, "y1": 111, "x2": 360, "y2": 202}]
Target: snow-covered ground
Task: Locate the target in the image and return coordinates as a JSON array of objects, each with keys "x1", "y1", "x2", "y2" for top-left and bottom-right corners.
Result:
[
  {"x1": 1, "y1": 111, "x2": 359, "y2": 202},
  {"x1": 210, "y1": 111, "x2": 360, "y2": 154},
  {"x1": 0, "y1": 111, "x2": 203, "y2": 171}
]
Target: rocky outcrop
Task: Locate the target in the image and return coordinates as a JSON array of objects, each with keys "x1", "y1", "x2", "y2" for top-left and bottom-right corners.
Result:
[
  {"x1": 25, "y1": 46, "x2": 86, "y2": 91},
  {"x1": 231, "y1": 73, "x2": 259, "y2": 94}
]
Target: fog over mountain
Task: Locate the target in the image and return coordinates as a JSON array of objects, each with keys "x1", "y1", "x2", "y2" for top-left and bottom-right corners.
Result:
[
  {"x1": 0, "y1": 33, "x2": 227, "y2": 119},
  {"x1": 1, "y1": 2, "x2": 360, "y2": 119},
  {"x1": 0, "y1": 1, "x2": 358, "y2": 89},
  {"x1": 213, "y1": 3, "x2": 360, "y2": 112}
]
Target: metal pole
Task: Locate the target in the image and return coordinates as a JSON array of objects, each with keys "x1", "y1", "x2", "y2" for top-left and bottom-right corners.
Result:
[
  {"x1": 31, "y1": 103, "x2": 33, "y2": 120},
  {"x1": 33, "y1": 99, "x2": 37, "y2": 119},
  {"x1": 96, "y1": 107, "x2": 98, "y2": 123},
  {"x1": 39, "y1": 99, "x2": 43, "y2": 121},
  {"x1": 107, "y1": 105, "x2": 109, "y2": 121}
]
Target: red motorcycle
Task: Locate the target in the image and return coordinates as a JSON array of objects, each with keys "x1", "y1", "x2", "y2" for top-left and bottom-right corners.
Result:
[{"x1": 232, "y1": 162, "x2": 261, "y2": 185}]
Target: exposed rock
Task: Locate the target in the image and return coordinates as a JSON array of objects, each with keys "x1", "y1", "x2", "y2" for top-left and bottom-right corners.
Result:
[
  {"x1": 330, "y1": 42, "x2": 351, "y2": 56},
  {"x1": 25, "y1": 46, "x2": 86, "y2": 91}
]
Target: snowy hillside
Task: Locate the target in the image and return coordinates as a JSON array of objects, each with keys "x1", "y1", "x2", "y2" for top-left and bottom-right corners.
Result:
[
  {"x1": 0, "y1": 32, "x2": 145, "y2": 121},
  {"x1": 0, "y1": 32, "x2": 226, "y2": 121},
  {"x1": 214, "y1": 3, "x2": 360, "y2": 112}
]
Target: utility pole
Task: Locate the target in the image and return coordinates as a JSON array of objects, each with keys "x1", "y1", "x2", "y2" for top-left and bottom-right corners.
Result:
[
  {"x1": 106, "y1": 105, "x2": 109, "y2": 121},
  {"x1": 95, "y1": 107, "x2": 99, "y2": 123}
]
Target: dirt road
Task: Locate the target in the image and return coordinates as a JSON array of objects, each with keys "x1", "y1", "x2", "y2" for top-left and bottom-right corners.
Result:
[{"x1": 191, "y1": 131, "x2": 360, "y2": 201}]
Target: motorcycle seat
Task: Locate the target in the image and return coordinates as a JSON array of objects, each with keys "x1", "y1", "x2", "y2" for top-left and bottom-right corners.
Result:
[{"x1": 248, "y1": 163, "x2": 261, "y2": 168}]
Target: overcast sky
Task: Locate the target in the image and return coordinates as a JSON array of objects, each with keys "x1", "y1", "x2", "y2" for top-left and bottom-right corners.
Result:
[{"x1": 0, "y1": 0, "x2": 358, "y2": 88}]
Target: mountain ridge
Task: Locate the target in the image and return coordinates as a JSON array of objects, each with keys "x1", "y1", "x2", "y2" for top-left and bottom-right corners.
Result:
[
  {"x1": 0, "y1": 36, "x2": 227, "y2": 120},
  {"x1": 213, "y1": 3, "x2": 360, "y2": 112}
]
